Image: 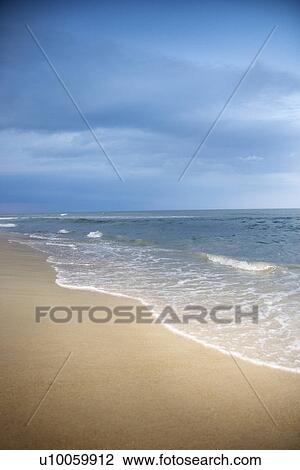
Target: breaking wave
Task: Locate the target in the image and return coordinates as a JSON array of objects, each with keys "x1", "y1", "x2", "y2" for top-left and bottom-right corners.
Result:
[
  {"x1": 87, "y1": 231, "x2": 103, "y2": 238},
  {"x1": 198, "y1": 252, "x2": 276, "y2": 272}
]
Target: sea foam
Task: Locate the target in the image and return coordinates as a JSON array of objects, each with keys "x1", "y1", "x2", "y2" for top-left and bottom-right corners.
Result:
[
  {"x1": 87, "y1": 231, "x2": 103, "y2": 238},
  {"x1": 199, "y1": 252, "x2": 276, "y2": 272}
]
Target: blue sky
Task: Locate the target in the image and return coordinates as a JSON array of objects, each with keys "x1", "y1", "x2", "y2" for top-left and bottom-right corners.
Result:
[{"x1": 0, "y1": 0, "x2": 300, "y2": 212}]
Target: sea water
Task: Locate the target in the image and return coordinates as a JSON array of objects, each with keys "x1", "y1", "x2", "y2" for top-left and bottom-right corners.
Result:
[{"x1": 1, "y1": 209, "x2": 300, "y2": 372}]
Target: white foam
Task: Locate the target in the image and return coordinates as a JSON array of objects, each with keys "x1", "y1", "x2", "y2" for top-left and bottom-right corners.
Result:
[
  {"x1": 46, "y1": 242, "x2": 77, "y2": 249},
  {"x1": 58, "y1": 229, "x2": 70, "y2": 234},
  {"x1": 55, "y1": 279, "x2": 138, "y2": 301},
  {"x1": 0, "y1": 223, "x2": 17, "y2": 228},
  {"x1": 162, "y1": 322, "x2": 300, "y2": 374},
  {"x1": 55, "y1": 278, "x2": 300, "y2": 375},
  {"x1": 87, "y1": 231, "x2": 103, "y2": 238},
  {"x1": 200, "y1": 252, "x2": 276, "y2": 272},
  {"x1": 30, "y1": 234, "x2": 50, "y2": 239},
  {"x1": 0, "y1": 217, "x2": 18, "y2": 220},
  {"x1": 60, "y1": 213, "x2": 68, "y2": 216}
]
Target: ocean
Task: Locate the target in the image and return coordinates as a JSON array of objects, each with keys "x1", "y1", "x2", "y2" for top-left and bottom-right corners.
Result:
[{"x1": 1, "y1": 209, "x2": 300, "y2": 372}]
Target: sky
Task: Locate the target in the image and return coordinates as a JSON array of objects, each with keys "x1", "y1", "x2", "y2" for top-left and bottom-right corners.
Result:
[{"x1": 0, "y1": 0, "x2": 300, "y2": 212}]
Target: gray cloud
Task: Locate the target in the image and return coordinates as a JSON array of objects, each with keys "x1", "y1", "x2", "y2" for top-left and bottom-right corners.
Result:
[{"x1": 1, "y1": 0, "x2": 300, "y2": 210}]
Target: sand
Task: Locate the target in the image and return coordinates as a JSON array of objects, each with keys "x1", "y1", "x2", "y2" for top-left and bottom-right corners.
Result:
[{"x1": 0, "y1": 236, "x2": 299, "y2": 449}]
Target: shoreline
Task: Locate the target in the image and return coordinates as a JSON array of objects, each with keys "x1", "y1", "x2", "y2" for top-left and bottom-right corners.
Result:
[
  {"x1": 6, "y1": 231, "x2": 300, "y2": 376},
  {"x1": 0, "y1": 235, "x2": 300, "y2": 449}
]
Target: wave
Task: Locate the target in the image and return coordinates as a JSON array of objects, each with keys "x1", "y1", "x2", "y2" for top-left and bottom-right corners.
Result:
[
  {"x1": 0, "y1": 217, "x2": 18, "y2": 220},
  {"x1": 58, "y1": 229, "x2": 70, "y2": 234},
  {"x1": 46, "y1": 242, "x2": 77, "y2": 249},
  {"x1": 87, "y1": 231, "x2": 103, "y2": 238},
  {"x1": 0, "y1": 223, "x2": 17, "y2": 228},
  {"x1": 198, "y1": 252, "x2": 276, "y2": 272},
  {"x1": 29, "y1": 233, "x2": 50, "y2": 239},
  {"x1": 29, "y1": 233, "x2": 66, "y2": 241},
  {"x1": 60, "y1": 213, "x2": 68, "y2": 216},
  {"x1": 74, "y1": 218, "x2": 105, "y2": 224},
  {"x1": 10, "y1": 233, "x2": 300, "y2": 373}
]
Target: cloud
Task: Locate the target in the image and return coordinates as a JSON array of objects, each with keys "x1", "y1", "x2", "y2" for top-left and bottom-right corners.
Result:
[
  {"x1": 239, "y1": 154, "x2": 264, "y2": 162},
  {"x1": 1, "y1": 27, "x2": 300, "y2": 184},
  {"x1": 1, "y1": 1, "x2": 300, "y2": 210},
  {"x1": 1, "y1": 21, "x2": 300, "y2": 139},
  {"x1": 0, "y1": 126, "x2": 189, "y2": 178},
  {"x1": 226, "y1": 91, "x2": 300, "y2": 128}
]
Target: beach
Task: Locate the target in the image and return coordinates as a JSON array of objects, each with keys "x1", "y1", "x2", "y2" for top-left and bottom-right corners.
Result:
[{"x1": 0, "y1": 235, "x2": 299, "y2": 449}]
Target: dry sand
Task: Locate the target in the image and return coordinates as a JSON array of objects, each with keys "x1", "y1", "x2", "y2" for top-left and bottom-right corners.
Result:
[{"x1": 0, "y1": 236, "x2": 299, "y2": 449}]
